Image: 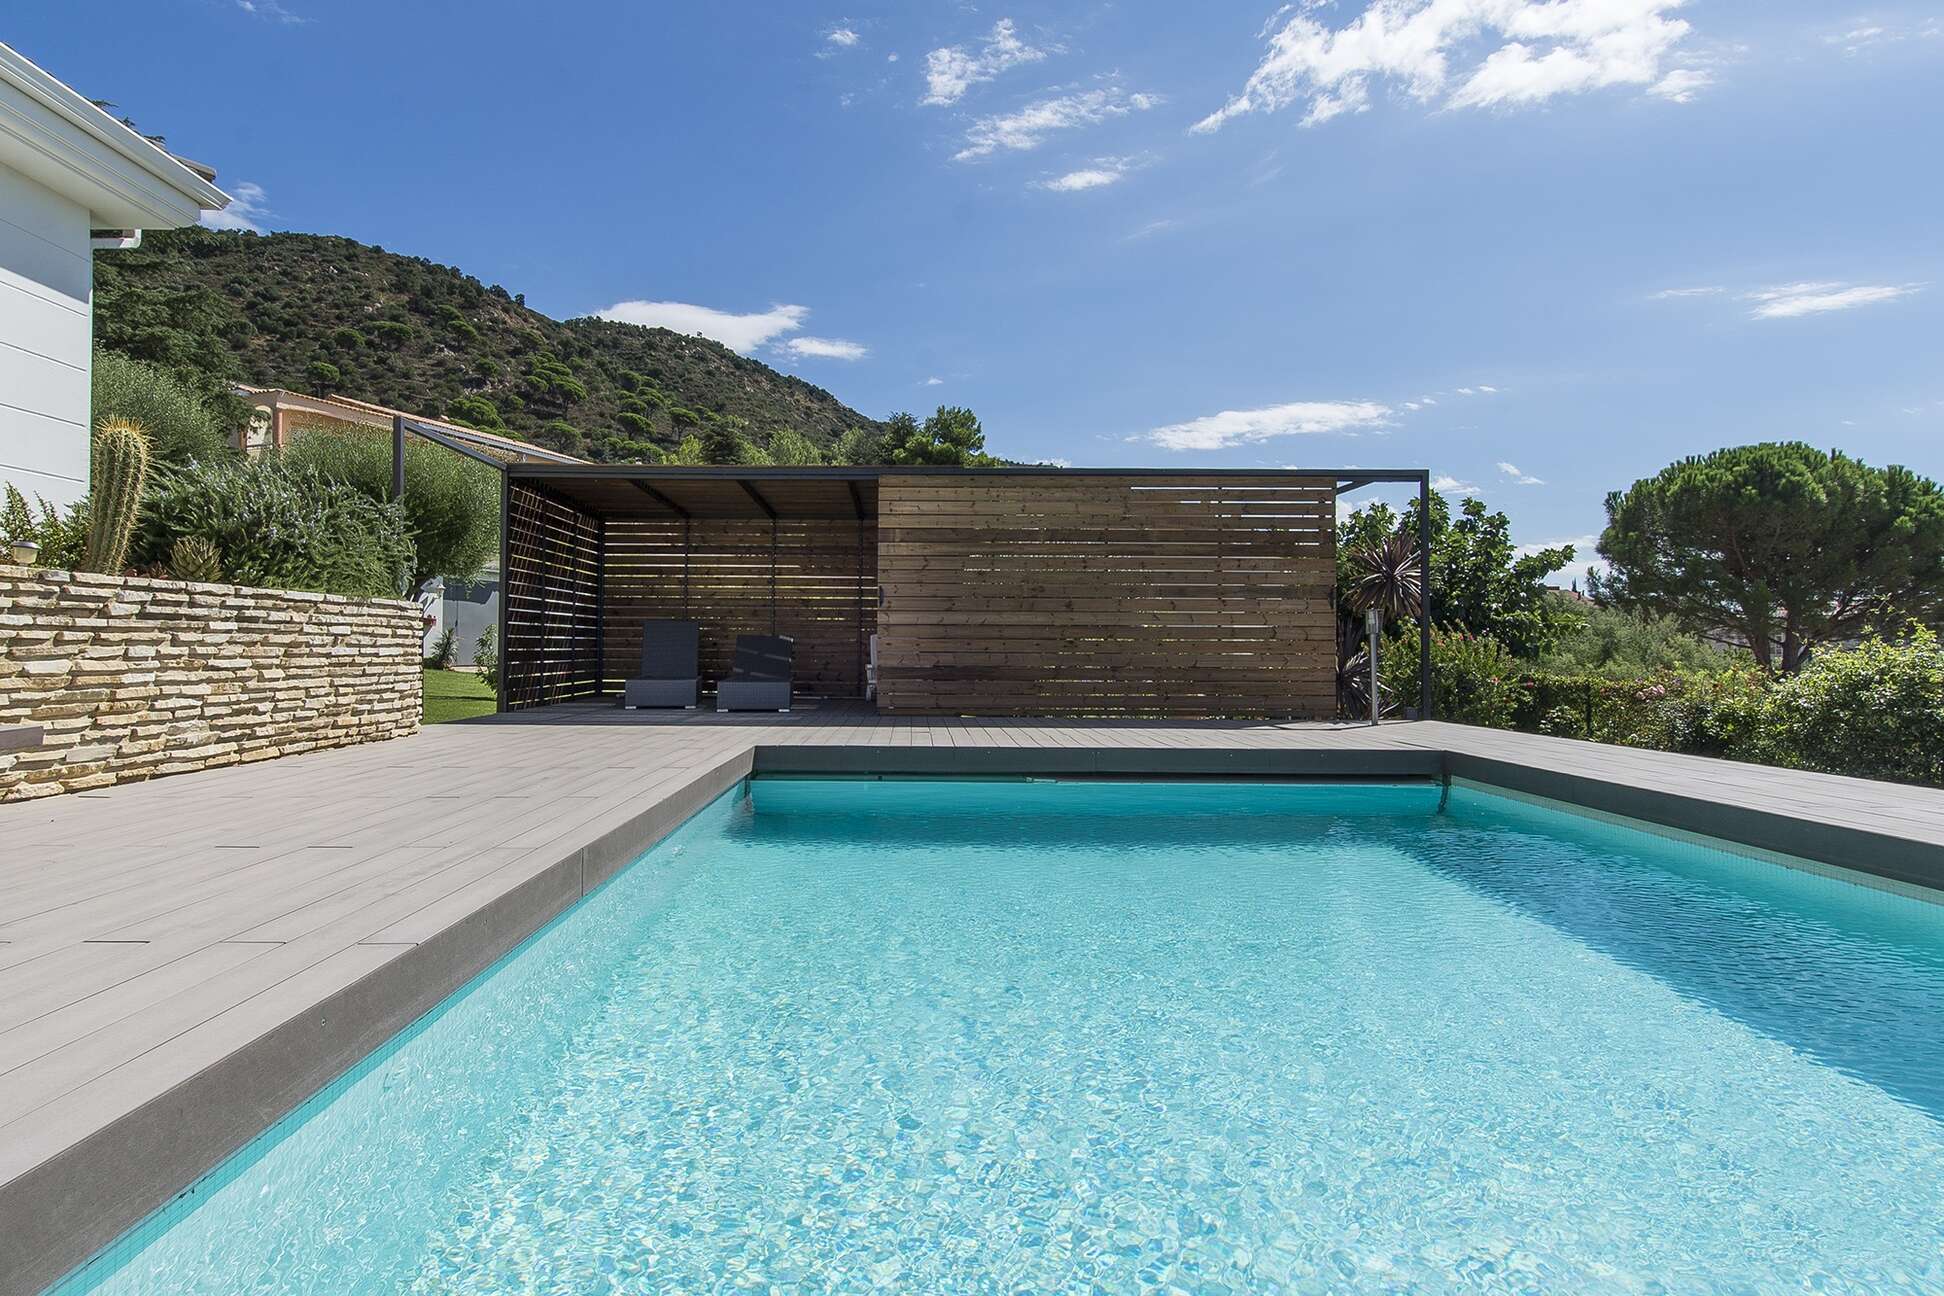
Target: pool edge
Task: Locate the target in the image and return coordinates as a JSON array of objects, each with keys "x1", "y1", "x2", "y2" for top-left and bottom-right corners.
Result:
[{"x1": 2, "y1": 750, "x2": 754, "y2": 1296}]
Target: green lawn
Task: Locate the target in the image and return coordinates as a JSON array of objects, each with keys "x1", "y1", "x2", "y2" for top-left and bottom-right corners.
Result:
[{"x1": 423, "y1": 668, "x2": 496, "y2": 724}]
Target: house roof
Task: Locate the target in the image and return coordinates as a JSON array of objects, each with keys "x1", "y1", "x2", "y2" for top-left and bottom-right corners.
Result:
[
  {"x1": 238, "y1": 387, "x2": 588, "y2": 466},
  {"x1": 0, "y1": 42, "x2": 229, "y2": 229}
]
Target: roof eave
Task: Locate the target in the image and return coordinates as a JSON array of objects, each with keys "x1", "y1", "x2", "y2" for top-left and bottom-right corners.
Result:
[{"x1": 0, "y1": 42, "x2": 229, "y2": 229}]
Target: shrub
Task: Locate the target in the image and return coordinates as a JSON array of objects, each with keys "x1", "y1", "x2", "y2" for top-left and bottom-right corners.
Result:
[
  {"x1": 1761, "y1": 631, "x2": 1944, "y2": 785},
  {"x1": 473, "y1": 626, "x2": 498, "y2": 690},
  {"x1": 425, "y1": 626, "x2": 456, "y2": 670},
  {"x1": 91, "y1": 349, "x2": 232, "y2": 467},
  {"x1": 447, "y1": 395, "x2": 506, "y2": 431},
  {"x1": 1, "y1": 485, "x2": 87, "y2": 568},
  {"x1": 1381, "y1": 630, "x2": 1521, "y2": 727},
  {"x1": 134, "y1": 458, "x2": 413, "y2": 598},
  {"x1": 280, "y1": 428, "x2": 498, "y2": 591},
  {"x1": 368, "y1": 320, "x2": 414, "y2": 348}
]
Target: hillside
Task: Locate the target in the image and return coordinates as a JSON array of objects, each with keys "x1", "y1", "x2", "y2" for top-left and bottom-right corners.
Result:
[{"x1": 91, "y1": 228, "x2": 883, "y2": 464}]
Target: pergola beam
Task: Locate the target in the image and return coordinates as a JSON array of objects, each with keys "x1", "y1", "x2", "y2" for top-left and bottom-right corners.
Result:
[
  {"x1": 629, "y1": 480, "x2": 689, "y2": 518},
  {"x1": 739, "y1": 479, "x2": 779, "y2": 520}
]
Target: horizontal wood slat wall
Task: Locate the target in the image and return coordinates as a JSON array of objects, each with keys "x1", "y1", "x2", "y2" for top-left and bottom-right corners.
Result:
[
  {"x1": 604, "y1": 519, "x2": 875, "y2": 698},
  {"x1": 503, "y1": 482, "x2": 603, "y2": 710},
  {"x1": 876, "y1": 475, "x2": 1336, "y2": 718}
]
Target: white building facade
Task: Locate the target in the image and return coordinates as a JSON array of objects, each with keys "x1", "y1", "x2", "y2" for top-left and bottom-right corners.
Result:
[{"x1": 0, "y1": 43, "x2": 225, "y2": 510}]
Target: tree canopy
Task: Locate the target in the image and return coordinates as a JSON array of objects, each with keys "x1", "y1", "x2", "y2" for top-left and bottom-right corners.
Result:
[
  {"x1": 1339, "y1": 491, "x2": 1576, "y2": 658},
  {"x1": 879, "y1": 407, "x2": 1000, "y2": 467},
  {"x1": 1593, "y1": 443, "x2": 1944, "y2": 671}
]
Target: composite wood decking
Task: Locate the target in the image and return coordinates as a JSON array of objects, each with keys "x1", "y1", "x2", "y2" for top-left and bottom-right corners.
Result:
[{"x1": 2, "y1": 704, "x2": 1941, "y2": 1294}]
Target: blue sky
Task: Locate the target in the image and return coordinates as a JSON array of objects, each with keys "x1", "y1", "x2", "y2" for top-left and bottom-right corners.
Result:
[{"x1": 19, "y1": 1, "x2": 1944, "y2": 581}]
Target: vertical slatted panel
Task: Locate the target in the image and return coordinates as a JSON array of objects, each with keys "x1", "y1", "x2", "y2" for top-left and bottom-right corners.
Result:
[
  {"x1": 503, "y1": 481, "x2": 602, "y2": 709},
  {"x1": 604, "y1": 518, "x2": 876, "y2": 697},
  {"x1": 876, "y1": 475, "x2": 1337, "y2": 719}
]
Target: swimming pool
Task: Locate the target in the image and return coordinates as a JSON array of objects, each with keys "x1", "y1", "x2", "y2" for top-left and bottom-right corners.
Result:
[{"x1": 56, "y1": 779, "x2": 1944, "y2": 1293}]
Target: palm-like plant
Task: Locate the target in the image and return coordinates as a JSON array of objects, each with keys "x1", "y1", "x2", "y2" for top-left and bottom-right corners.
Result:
[
  {"x1": 1344, "y1": 529, "x2": 1425, "y2": 626},
  {"x1": 1339, "y1": 529, "x2": 1425, "y2": 719}
]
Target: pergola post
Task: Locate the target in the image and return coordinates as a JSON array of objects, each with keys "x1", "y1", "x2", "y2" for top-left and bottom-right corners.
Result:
[{"x1": 1417, "y1": 471, "x2": 1433, "y2": 721}]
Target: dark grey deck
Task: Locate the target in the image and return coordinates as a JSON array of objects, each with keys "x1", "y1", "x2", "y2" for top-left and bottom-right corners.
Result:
[{"x1": 2, "y1": 704, "x2": 1940, "y2": 1294}]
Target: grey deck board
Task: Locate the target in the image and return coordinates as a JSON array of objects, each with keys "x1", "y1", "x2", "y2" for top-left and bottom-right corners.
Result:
[{"x1": 1, "y1": 703, "x2": 1941, "y2": 1295}]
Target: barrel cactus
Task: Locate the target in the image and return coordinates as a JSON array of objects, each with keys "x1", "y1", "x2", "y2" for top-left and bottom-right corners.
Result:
[
  {"x1": 169, "y1": 535, "x2": 223, "y2": 584},
  {"x1": 80, "y1": 418, "x2": 151, "y2": 574}
]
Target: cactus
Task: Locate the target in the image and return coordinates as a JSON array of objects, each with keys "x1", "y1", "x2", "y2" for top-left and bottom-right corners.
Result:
[
  {"x1": 169, "y1": 535, "x2": 223, "y2": 583},
  {"x1": 80, "y1": 418, "x2": 151, "y2": 574}
]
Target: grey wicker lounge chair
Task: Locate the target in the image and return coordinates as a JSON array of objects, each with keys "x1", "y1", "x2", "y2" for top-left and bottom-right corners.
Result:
[
  {"x1": 621, "y1": 620, "x2": 700, "y2": 709},
  {"x1": 716, "y1": 634, "x2": 794, "y2": 712}
]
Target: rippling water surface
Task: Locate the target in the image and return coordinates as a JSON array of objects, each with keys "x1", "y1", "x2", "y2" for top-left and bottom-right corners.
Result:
[{"x1": 65, "y1": 780, "x2": 1944, "y2": 1295}]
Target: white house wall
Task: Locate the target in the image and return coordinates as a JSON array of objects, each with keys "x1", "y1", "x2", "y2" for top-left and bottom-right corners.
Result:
[{"x1": 0, "y1": 160, "x2": 90, "y2": 511}]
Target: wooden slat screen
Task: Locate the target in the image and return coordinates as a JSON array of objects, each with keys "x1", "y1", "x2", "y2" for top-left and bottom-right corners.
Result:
[
  {"x1": 503, "y1": 481, "x2": 603, "y2": 710},
  {"x1": 603, "y1": 518, "x2": 876, "y2": 698},
  {"x1": 876, "y1": 475, "x2": 1337, "y2": 718}
]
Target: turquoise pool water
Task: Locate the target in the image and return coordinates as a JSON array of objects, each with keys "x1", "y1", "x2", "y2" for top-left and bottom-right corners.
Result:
[{"x1": 60, "y1": 779, "x2": 1944, "y2": 1294}]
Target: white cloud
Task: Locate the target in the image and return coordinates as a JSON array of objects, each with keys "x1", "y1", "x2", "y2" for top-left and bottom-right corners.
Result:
[
  {"x1": 1648, "y1": 67, "x2": 1712, "y2": 101},
  {"x1": 200, "y1": 180, "x2": 270, "y2": 233},
  {"x1": 1038, "y1": 156, "x2": 1141, "y2": 191},
  {"x1": 826, "y1": 26, "x2": 860, "y2": 48},
  {"x1": 923, "y1": 376, "x2": 944, "y2": 386},
  {"x1": 1144, "y1": 400, "x2": 1391, "y2": 451},
  {"x1": 1826, "y1": 18, "x2": 1938, "y2": 54},
  {"x1": 594, "y1": 301, "x2": 810, "y2": 353},
  {"x1": 1124, "y1": 216, "x2": 1183, "y2": 241},
  {"x1": 1650, "y1": 284, "x2": 1723, "y2": 298},
  {"x1": 234, "y1": 0, "x2": 307, "y2": 22},
  {"x1": 1455, "y1": 386, "x2": 1476, "y2": 395},
  {"x1": 1497, "y1": 460, "x2": 1544, "y2": 485},
  {"x1": 923, "y1": 19, "x2": 1049, "y2": 105},
  {"x1": 1195, "y1": 0, "x2": 1703, "y2": 133},
  {"x1": 1743, "y1": 281, "x2": 1922, "y2": 320},
  {"x1": 957, "y1": 87, "x2": 1161, "y2": 161},
  {"x1": 778, "y1": 336, "x2": 869, "y2": 361},
  {"x1": 1433, "y1": 474, "x2": 1482, "y2": 495},
  {"x1": 1476, "y1": 383, "x2": 1499, "y2": 393},
  {"x1": 1517, "y1": 535, "x2": 1600, "y2": 582}
]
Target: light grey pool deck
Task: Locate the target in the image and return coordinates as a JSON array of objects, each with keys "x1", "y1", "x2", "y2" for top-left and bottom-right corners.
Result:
[{"x1": 2, "y1": 702, "x2": 1941, "y2": 1294}]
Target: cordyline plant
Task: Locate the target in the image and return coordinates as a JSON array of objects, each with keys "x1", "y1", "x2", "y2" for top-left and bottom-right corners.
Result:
[{"x1": 1345, "y1": 529, "x2": 1425, "y2": 627}]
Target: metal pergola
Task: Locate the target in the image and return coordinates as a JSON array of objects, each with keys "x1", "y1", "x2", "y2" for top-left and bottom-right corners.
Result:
[{"x1": 389, "y1": 415, "x2": 1433, "y2": 721}]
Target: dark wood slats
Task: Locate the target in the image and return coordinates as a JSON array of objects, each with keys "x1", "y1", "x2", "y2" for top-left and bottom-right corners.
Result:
[
  {"x1": 602, "y1": 518, "x2": 875, "y2": 698},
  {"x1": 503, "y1": 483, "x2": 603, "y2": 710}
]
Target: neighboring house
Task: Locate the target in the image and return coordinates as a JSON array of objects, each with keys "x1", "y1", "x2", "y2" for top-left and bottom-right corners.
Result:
[
  {"x1": 234, "y1": 386, "x2": 586, "y2": 466},
  {"x1": 0, "y1": 43, "x2": 227, "y2": 510}
]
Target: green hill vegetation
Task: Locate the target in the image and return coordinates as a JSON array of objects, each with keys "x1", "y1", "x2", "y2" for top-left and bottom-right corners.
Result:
[{"x1": 91, "y1": 227, "x2": 888, "y2": 465}]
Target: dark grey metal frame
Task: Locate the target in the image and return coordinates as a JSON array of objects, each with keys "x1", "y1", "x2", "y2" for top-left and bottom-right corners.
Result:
[{"x1": 482, "y1": 461, "x2": 1435, "y2": 722}]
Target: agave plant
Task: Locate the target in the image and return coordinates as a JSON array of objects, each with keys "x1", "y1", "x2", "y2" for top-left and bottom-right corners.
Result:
[{"x1": 1344, "y1": 529, "x2": 1425, "y2": 627}]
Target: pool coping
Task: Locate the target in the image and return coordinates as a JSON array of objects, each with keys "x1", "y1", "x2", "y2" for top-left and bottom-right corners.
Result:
[{"x1": 6, "y1": 733, "x2": 1942, "y2": 1295}]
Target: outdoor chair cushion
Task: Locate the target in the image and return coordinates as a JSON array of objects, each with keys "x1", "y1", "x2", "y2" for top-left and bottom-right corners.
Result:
[
  {"x1": 717, "y1": 634, "x2": 794, "y2": 711},
  {"x1": 623, "y1": 620, "x2": 700, "y2": 708}
]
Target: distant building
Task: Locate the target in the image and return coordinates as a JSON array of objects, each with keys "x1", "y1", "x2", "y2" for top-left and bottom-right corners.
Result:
[
  {"x1": 1546, "y1": 583, "x2": 1593, "y2": 604},
  {"x1": 0, "y1": 43, "x2": 227, "y2": 510},
  {"x1": 234, "y1": 387, "x2": 585, "y2": 466}
]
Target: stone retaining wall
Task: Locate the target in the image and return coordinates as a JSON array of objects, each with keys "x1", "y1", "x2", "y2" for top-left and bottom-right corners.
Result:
[{"x1": 0, "y1": 565, "x2": 422, "y2": 801}]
